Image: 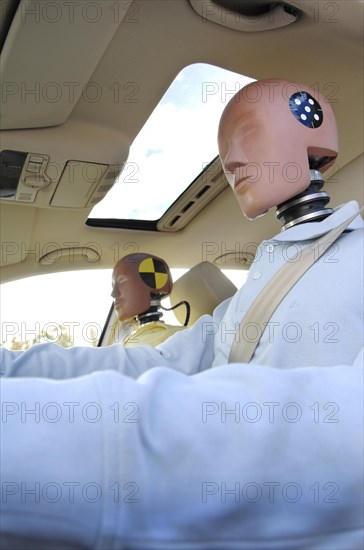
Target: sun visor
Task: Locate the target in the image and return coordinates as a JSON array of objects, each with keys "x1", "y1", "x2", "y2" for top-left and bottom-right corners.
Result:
[{"x1": 0, "y1": 0, "x2": 129, "y2": 129}]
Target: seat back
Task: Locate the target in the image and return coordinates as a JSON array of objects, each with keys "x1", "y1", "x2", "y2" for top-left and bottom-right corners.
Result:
[{"x1": 170, "y1": 261, "x2": 237, "y2": 325}]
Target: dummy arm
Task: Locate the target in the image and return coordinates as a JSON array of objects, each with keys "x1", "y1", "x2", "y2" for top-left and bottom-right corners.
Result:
[
  {"x1": 0, "y1": 314, "x2": 215, "y2": 379},
  {"x1": 1, "y1": 348, "x2": 362, "y2": 548}
]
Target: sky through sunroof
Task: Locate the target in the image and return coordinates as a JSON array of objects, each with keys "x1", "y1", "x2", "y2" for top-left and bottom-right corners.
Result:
[{"x1": 89, "y1": 63, "x2": 254, "y2": 221}]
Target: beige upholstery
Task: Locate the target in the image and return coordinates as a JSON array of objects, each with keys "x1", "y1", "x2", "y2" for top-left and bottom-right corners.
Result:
[{"x1": 170, "y1": 262, "x2": 237, "y2": 325}]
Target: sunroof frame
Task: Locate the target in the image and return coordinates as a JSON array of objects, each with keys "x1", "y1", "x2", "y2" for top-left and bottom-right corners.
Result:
[{"x1": 86, "y1": 63, "x2": 253, "y2": 229}]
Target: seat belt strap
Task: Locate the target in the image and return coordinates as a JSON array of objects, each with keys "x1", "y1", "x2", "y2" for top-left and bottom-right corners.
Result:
[{"x1": 228, "y1": 207, "x2": 363, "y2": 363}]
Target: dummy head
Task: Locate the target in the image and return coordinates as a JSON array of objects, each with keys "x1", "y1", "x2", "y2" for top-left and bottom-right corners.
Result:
[
  {"x1": 218, "y1": 78, "x2": 339, "y2": 219},
  {"x1": 111, "y1": 253, "x2": 173, "y2": 321}
]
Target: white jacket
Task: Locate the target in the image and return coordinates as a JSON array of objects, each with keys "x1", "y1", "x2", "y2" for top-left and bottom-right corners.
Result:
[{"x1": 1, "y1": 201, "x2": 363, "y2": 550}]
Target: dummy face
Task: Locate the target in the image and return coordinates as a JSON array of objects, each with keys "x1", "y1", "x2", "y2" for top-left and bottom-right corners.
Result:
[
  {"x1": 111, "y1": 254, "x2": 173, "y2": 321},
  {"x1": 218, "y1": 79, "x2": 338, "y2": 219},
  {"x1": 111, "y1": 260, "x2": 151, "y2": 321}
]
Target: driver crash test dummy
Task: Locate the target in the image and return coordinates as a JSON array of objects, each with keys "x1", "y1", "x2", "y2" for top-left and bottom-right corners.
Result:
[
  {"x1": 0, "y1": 79, "x2": 363, "y2": 550},
  {"x1": 110, "y1": 252, "x2": 185, "y2": 347}
]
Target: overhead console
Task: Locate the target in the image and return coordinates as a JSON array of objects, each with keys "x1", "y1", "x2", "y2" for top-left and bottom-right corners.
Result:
[
  {"x1": 0, "y1": 111, "x2": 130, "y2": 207},
  {"x1": 0, "y1": 149, "x2": 114, "y2": 207},
  {"x1": 1, "y1": 150, "x2": 50, "y2": 202}
]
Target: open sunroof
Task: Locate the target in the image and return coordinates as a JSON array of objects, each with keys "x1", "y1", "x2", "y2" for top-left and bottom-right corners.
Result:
[{"x1": 87, "y1": 63, "x2": 253, "y2": 227}]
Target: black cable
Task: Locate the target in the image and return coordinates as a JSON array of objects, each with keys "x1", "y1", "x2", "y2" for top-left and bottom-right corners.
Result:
[{"x1": 161, "y1": 300, "x2": 191, "y2": 327}]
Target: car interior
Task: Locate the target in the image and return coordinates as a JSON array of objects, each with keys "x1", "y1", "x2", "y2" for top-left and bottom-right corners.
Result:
[{"x1": 0, "y1": 0, "x2": 363, "y2": 348}]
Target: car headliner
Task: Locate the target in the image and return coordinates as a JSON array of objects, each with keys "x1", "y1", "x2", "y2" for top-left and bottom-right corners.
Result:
[{"x1": 0, "y1": 0, "x2": 363, "y2": 283}]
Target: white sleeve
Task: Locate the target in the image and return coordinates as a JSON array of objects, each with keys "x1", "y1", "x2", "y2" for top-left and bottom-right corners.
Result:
[
  {"x1": 0, "y1": 314, "x2": 215, "y2": 380},
  {"x1": 1, "y1": 349, "x2": 362, "y2": 549}
]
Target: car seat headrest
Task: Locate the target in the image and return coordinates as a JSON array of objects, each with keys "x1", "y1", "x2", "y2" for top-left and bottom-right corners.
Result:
[{"x1": 170, "y1": 261, "x2": 237, "y2": 325}]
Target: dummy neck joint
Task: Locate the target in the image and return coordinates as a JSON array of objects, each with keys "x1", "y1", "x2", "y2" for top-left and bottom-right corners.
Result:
[{"x1": 276, "y1": 169, "x2": 333, "y2": 231}]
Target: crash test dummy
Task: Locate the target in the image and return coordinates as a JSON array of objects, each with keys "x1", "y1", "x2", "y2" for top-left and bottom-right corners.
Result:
[
  {"x1": 0, "y1": 79, "x2": 363, "y2": 550},
  {"x1": 110, "y1": 252, "x2": 185, "y2": 346}
]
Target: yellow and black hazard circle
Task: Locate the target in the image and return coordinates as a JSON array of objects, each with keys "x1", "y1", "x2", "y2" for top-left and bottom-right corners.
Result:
[{"x1": 138, "y1": 257, "x2": 169, "y2": 291}]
